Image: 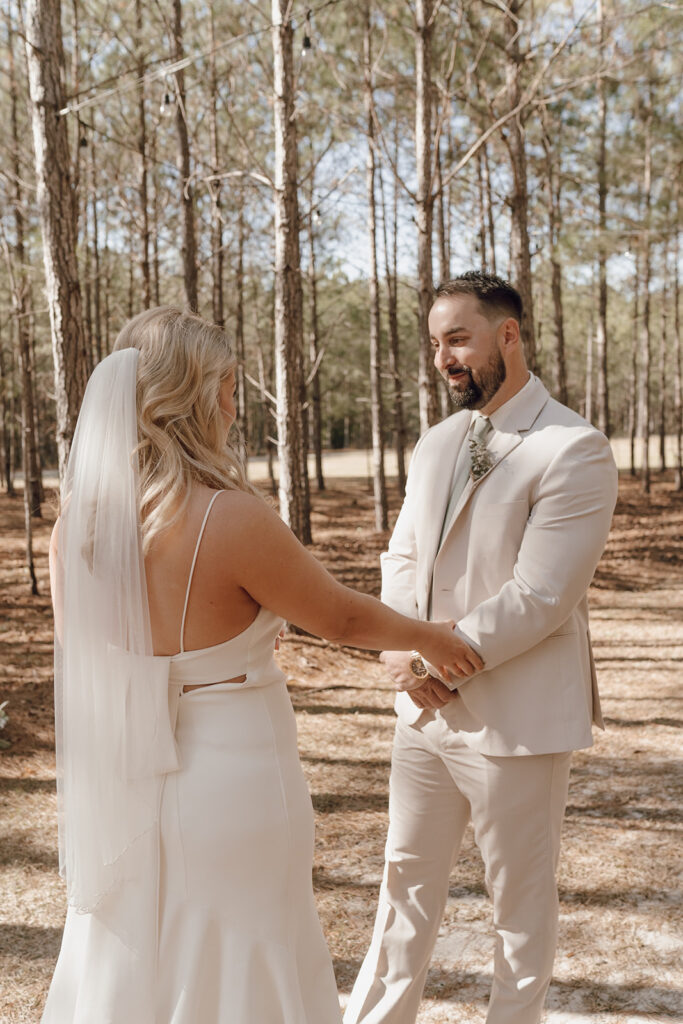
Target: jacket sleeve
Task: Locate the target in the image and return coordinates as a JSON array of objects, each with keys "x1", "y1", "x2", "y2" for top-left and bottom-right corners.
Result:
[
  {"x1": 455, "y1": 429, "x2": 617, "y2": 676},
  {"x1": 379, "y1": 434, "x2": 427, "y2": 619}
]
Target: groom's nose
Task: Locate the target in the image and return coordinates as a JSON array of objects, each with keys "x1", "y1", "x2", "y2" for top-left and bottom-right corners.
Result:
[{"x1": 434, "y1": 341, "x2": 453, "y2": 370}]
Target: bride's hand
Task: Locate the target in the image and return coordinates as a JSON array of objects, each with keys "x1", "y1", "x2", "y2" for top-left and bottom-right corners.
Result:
[{"x1": 419, "y1": 620, "x2": 484, "y2": 682}]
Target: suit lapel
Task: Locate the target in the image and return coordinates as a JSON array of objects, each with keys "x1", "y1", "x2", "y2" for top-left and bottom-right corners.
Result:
[
  {"x1": 447, "y1": 430, "x2": 522, "y2": 526},
  {"x1": 421, "y1": 414, "x2": 470, "y2": 585}
]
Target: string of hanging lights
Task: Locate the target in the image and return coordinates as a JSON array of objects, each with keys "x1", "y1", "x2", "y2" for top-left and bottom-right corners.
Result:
[{"x1": 58, "y1": 0, "x2": 335, "y2": 120}]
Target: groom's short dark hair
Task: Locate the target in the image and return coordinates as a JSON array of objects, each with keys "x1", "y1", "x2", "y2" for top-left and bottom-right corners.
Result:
[{"x1": 435, "y1": 271, "x2": 522, "y2": 324}]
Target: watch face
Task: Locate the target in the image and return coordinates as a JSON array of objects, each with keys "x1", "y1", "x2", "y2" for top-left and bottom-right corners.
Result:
[{"x1": 410, "y1": 653, "x2": 429, "y2": 679}]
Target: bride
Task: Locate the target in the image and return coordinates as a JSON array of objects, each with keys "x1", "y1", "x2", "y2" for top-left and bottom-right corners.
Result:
[{"x1": 42, "y1": 306, "x2": 482, "y2": 1023}]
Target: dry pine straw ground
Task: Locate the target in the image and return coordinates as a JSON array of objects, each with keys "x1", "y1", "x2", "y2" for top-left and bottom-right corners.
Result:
[{"x1": 0, "y1": 474, "x2": 681, "y2": 1024}]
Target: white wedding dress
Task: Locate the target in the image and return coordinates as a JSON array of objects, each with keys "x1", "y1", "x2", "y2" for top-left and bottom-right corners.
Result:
[{"x1": 43, "y1": 493, "x2": 342, "y2": 1023}]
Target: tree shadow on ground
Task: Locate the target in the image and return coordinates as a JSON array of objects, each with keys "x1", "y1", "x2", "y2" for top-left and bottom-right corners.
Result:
[
  {"x1": 0, "y1": 833, "x2": 59, "y2": 871},
  {"x1": 290, "y1": 702, "x2": 394, "y2": 716},
  {"x1": 0, "y1": 924, "x2": 62, "y2": 961},
  {"x1": 312, "y1": 792, "x2": 388, "y2": 813},
  {"x1": 333, "y1": 959, "x2": 683, "y2": 1014},
  {"x1": 303, "y1": 755, "x2": 391, "y2": 768},
  {"x1": 0, "y1": 776, "x2": 55, "y2": 793},
  {"x1": 316, "y1": 869, "x2": 677, "y2": 916}
]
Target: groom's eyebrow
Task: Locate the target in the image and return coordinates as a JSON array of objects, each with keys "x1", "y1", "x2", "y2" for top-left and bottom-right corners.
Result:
[{"x1": 430, "y1": 324, "x2": 469, "y2": 341}]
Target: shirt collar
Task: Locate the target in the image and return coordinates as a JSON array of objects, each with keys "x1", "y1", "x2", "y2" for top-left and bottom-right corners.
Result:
[{"x1": 470, "y1": 372, "x2": 534, "y2": 434}]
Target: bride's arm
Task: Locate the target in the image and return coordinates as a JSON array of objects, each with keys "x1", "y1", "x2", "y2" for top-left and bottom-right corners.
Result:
[{"x1": 213, "y1": 493, "x2": 483, "y2": 681}]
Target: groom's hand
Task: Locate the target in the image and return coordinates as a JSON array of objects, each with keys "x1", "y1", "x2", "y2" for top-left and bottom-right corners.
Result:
[
  {"x1": 405, "y1": 677, "x2": 456, "y2": 710},
  {"x1": 379, "y1": 651, "x2": 457, "y2": 709}
]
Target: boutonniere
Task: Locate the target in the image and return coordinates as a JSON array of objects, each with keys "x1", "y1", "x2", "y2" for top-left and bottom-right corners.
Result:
[{"x1": 469, "y1": 437, "x2": 495, "y2": 480}]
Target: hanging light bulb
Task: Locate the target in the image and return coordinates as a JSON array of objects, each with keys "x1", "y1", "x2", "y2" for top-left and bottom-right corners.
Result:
[
  {"x1": 301, "y1": 10, "x2": 312, "y2": 57},
  {"x1": 160, "y1": 77, "x2": 177, "y2": 117}
]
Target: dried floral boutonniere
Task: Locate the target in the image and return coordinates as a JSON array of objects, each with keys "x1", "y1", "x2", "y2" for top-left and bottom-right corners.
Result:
[{"x1": 469, "y1": 437, "x2": 495, "y2": 480}]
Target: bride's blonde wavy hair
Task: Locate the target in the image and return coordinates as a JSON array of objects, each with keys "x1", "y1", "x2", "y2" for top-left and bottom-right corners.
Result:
[{"x1": 113, "y1": 306, "x2": 260, "y2": 553}]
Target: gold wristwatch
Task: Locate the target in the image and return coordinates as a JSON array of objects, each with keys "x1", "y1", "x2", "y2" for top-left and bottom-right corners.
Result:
[{"x1": 409, "y1": 651, "x2": 430, "y2": 680}]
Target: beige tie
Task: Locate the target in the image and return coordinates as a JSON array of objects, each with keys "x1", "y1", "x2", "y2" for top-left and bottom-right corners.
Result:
[{"x1": 439, "y1": 415, "x2": 493, "y2": 547}]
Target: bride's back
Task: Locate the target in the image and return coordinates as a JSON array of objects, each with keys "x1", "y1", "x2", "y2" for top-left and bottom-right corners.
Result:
[{"x1": 145, "y1": 484, "x2": 260, "y2": 657}]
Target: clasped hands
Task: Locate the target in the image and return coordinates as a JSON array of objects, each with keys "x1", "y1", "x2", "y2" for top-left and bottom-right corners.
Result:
[{"x1": 380, "y1": 631, "x2": 483, "y2": 710}]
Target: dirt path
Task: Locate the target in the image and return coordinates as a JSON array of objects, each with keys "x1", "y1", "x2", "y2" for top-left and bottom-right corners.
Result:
[{"x1": 0, "y1": 474, "x2": 681, "y2": 1023}]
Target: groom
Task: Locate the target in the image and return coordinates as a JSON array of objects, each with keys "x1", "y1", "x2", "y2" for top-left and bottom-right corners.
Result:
[{"x1": 344, "y1": 272, "x2": 618, "y2": 1024}]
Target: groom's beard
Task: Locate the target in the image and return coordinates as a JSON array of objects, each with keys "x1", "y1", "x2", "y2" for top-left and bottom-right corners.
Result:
[{"x1": 446, "y1": 349, "x2": 506, "y2": 410}]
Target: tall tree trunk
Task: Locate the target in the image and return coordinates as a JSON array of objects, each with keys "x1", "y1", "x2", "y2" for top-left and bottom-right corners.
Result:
[
  {"x1": 380, "y1": 139, "x2": 406, "y2": 498},
  {"x1": 256, "y1": 336, "x2": 277, "y2": 497},
  {"x1": 136, "y1": 0, "x2": 151, "y2": 308},
  {"x1": 271, "y1": 0, "x2": 309, "y2": 542},
  {"x1": 364, "y1": 1, "x2": 388, "y2": 531},
  {"x1": 90, "y1": 138, "x2": 102, "y2": 363},
  {"x1": 476, "y1": 149, "x2": 487, "y2": 270},
  {"x1": 25, "y1": 0, "x2": 87, "y2": 481},
  {"x1": 172, "y1": 0, "x2": 198, "y2": 311},
  {"x1": 595, "y1": 0, "x2": 610, "y2": 435},
  {"x1": 103, "y1": 192, "x2": 112, "y2": 354},
  {"x1": 299, "y1": 366, "x2": 312, "y2": 543},
  {"x1": 2, "y1": 241, "x2": 43, "y2": 519},
  {"x1": 444, "y1": 115, "x2": 453, "y2": 277},
  {"x1": 503, "y1": 0, "x2": 536, "y2": 371},
  {"x1": 305, "y1": 175, "x2": 324, "y2": 492},
  {"x1": 8, "y1": 10, "x2": 42, "y2": 513},
  {"x1": 127, "y1": 213, "x2": 135, "y2": 318},
  {"x1": 209, "y1": 11, "x2": 224, "y2": 327},
  {"x1": 235, "y1": 196, "x2": 248, "y2": 458},
  {"x1": 2, "y1": 243, "x2": 40, "y2": 592},
  {"x1": 541, "y1": 119, "x2": 567, "y2": 405},
  {"x1": 69, "y1": 0, "x2": 81, "y2": 237},
  {"x1": 82, "y1": 180, "x2": 93, "y2": 373},
  {"x1": 415, "y1": 0, "x2": 438, "y2": 432},
  {"x1": 659, "y1": 245, "x2": 668, "y2": 471},
  {"x1": 434, "y1": 110, "x2": 451, "y2": 420},
  {"x1": 103, "y1": 190, "x2": 112, "y2": 354},
  {"x1": 637, "y1": 96, "x2": 653, "y2": 494},
  {"x1": 2, "y1": 305, "x2": 41, "y2": 593},
  {"x1": 150, "y1": 130, "x2": 161, "y2": 306},
  {"x1": 29, "y1": 315, "x2": 45, "y2": 502},
  {"x1": 673, "y1": 176, "x2": 682, "y2": 490},
  {"x1": 549, "y1": 259, "x2": 567, "y2": 406},
  {"x1": 21, "y1": 397, "x2": 39, "y2": 594},
  {"x1": 482, "y1": 142, "x2": 496, "y2": 275},
  {"x1": 629, "y1": 249, "x2": 640, "y2": 477},
  {"x1": 0, "y1": 341, "x2": 17, "y2": 496},
  {"x1": 434, "y1": 122, "x2": 448, "y2": 284},
  {"x1": 585, "y1": 310, "x2": 593, "y2": 424}
]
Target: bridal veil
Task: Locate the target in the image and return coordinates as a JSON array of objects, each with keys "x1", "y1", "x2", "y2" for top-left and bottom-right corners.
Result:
[{"x1": 54, "y1": 347, "x2": 178, "y2": 965}]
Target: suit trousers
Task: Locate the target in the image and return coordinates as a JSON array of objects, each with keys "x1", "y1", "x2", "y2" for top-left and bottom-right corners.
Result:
[{"x1": 344, "y1": 713, "x2": 571, "y2": 1024}]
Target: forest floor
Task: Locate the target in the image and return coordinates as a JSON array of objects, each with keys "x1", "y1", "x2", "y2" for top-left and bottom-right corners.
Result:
[{"x1": 0, "y1": 473, "x2": 681, "y2": 1023}]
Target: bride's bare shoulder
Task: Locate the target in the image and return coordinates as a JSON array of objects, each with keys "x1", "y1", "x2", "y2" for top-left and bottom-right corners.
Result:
[
  {"x1": 209, "y1": 489, "x2": 283, "y2": 533},
  {"x1": 196, "y1": 490, "x2": 284, "y2": 572}
]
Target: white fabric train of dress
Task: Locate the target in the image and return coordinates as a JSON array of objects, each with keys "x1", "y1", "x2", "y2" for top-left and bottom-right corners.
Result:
[{"x1": 42, "y1": 495, "x2": 342, "y2": 1024}]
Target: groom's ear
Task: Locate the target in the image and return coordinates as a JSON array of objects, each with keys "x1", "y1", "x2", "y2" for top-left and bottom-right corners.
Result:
[{"x1": 498, "y1": 317, "x2": 521, "y2": 354}]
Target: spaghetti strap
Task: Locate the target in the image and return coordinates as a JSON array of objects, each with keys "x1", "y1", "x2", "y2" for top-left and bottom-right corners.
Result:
[{"x1": 179, "y1": 491, "x2": 224, "y2": 653}]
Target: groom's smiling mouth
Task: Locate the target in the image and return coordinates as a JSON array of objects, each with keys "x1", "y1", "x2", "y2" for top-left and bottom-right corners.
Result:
[{"x1": 447, "y1": 367, "x2": 471, "y2": 384}]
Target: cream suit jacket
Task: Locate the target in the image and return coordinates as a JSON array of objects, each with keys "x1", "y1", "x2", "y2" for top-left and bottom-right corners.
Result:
[{"x1": 381, "y1": 375, "x2": 618, "y2": 757}]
